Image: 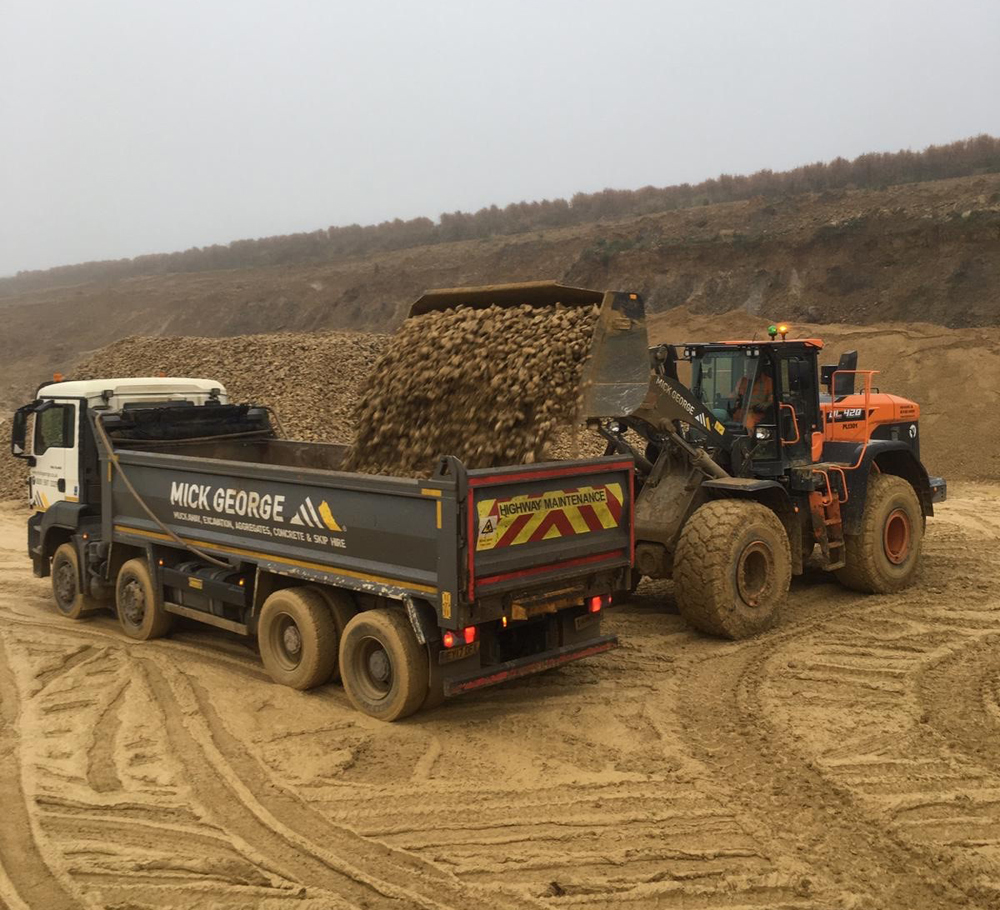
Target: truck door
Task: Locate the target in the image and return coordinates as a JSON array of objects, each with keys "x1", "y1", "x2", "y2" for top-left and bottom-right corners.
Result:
[{"x1": 30, "y1": 400, "x2": 80, "y2": 510}]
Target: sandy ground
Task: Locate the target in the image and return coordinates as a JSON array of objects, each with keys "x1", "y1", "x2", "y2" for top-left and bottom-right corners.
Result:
[{"x1": 1, "y1": 487, "x2": 1000, "y2": 910}]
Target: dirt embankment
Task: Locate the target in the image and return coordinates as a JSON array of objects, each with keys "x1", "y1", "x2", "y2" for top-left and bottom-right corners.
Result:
[{"x1": 1, "y1": 173, "x2": 998, "y2": 407}]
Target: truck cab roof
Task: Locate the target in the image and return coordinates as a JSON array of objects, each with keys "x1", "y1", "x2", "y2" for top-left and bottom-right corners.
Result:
[{"x1": 36, "y1": 377, "x2": 228, "y2": 410}]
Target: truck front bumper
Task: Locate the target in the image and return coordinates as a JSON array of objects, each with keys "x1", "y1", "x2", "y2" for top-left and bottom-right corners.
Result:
[{"x1": 442, "y1": 634, "x2": 618, "y2": 697}]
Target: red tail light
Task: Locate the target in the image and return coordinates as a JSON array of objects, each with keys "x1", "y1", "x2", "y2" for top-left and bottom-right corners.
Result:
[
  {"x1": 463, "y1": 625, "x2": 477, "y2": 644},
  {"x1": 442, "y1": 631, "x2": 456, "y2": 648},
  {"x1": 587, "y1": 594, "x2": 612, "y2": 613}
]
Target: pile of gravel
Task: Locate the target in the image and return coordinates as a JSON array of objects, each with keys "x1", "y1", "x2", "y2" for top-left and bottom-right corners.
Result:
[
  {"x1": 344, "y1": 303, "x2": 600, "y2": 475},
  {"x1": 0, "y1": 330, "x2": 391, "y2": 504},
  {"x1": 74, "y1": 331, "x2": 391, "y2": 444},
  {"x1": 0, "y1": 312, "x2": 604, "y2": 500}
]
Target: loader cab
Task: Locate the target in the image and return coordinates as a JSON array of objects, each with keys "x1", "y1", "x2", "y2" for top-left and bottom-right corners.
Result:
[{"x1": 687, "y1": 339, "x2": 823, "y2": 472}]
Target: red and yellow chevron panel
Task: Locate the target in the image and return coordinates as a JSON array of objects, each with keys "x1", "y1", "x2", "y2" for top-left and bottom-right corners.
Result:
[{"x1": 476, "y1": 483, "x2": 623, "y2": 551}]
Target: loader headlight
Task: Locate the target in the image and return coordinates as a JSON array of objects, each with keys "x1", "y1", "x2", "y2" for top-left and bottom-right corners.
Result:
[
  {"x1": 607, "y1": 420, "x2": 623, "y2": 434},
  {"x1": 754, "y1": 426, "x2": 772, "y2": 440}
]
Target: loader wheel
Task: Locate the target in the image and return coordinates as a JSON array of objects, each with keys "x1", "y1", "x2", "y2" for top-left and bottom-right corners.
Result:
[
  {"x1": 307, "y1": 585, "x2": 358, "y2": 684},
  {"x1": 836, "y1": 474, "x2": 923, "y2": 594},
  {"x1": 116, "y1": 558, "x2": 173, "y2": 641},
  {"x1": 51, "y1": 543, "x2": 102, "y2": 620},
  {"x1": 340, "y1": 609, "x2": 429, "y2": 722},
  {"x1": 258, "y1": 588, "x2": 338, "y2": 690},
  {"x1": 673, "y1": 500, "x2": 791, "y2": 639}
]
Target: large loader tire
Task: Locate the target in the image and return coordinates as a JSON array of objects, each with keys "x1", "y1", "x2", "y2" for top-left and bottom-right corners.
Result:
[
  {"x1": 340, "y1": 610, "x2": 428, "y2": 722},
  {"x1": 51, "y1": 543, "x2": 103, "y2": 619},
  {"x1": 836, "y1": 473, "x2": 923, "y2": 594},
  {"x1": 116, "y1": 558, "x2": 174, "y2": 641},
  {"x1": 673, "y1": 500, "x2": 791, "y2": 639},
  {"x1": 258, "y1": 587, "x2": 339, "y2": 689}
]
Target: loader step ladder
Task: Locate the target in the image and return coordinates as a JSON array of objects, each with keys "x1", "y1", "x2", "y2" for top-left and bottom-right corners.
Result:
[{"x1": 810, "y1": 468, "x2": 847, "y2": 571}]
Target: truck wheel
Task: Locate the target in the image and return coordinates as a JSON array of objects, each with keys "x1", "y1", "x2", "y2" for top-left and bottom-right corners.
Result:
[
  {"x1": 340, "y1": 610, "x2": 429, "y2": 722},
  {"x1": 51, "y1": 543, "x2": 102, "y2": 619},
  {"x1": 836, "y1": 474, "x2": 923, "y2": 594},
  {"x1": 116, "y1": 558, "x2": 174, "y2": 640},
  {"x1": 673, "y1": 500, "x2": 791, "y2": 639},
  {"x1": 307, "y1": 586, "x2": 357, "y2": 684},
  {"x1": 258, "y1": 588, "x2": 338, "y2": 690}
]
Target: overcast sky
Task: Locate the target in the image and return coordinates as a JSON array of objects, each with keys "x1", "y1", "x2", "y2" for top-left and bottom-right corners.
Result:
[{"x1": 1, "y1": 0, "x2": 998, "y2": 277}]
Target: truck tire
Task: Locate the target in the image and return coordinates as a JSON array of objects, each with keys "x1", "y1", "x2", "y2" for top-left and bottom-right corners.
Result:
[
  {"x1": 258, "y1": 588, "x2": 338, "y2": 690},
  {"x1": 673, "y1": 500, "x2": 791, "y2": 639},
  {"x1": 115, "y1": 558, "x2": 174, "y2": 641},
  {"x1": 51, "y1": 543, "x2": 102, "y2": 620},
  {"x1": 340, "y1": 609, "x2": 429, "y2": 722},
  {"x1": 307, "y1": 585, "x2": 357, "y2": 684},
  {"x1": 836, "y1": 473, "x2": 923, "y2": 594}
]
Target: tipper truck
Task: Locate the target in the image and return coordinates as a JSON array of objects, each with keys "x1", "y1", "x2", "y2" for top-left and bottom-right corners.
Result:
[{"x1": 10, "y1": 376, "x2": 633, "y2": 721}]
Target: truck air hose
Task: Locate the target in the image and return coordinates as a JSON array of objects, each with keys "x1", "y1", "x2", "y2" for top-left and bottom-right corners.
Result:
[{"x1": 92, "y1": 414, "x2": 230, "y2": 569}]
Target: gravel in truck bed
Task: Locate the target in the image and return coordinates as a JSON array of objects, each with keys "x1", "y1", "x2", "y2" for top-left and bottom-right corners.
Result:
[{"x1": 343, "y1": 303, "x2": 600, "y2": 476}]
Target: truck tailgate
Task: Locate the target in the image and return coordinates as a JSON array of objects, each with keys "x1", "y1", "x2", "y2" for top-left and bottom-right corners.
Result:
[{"x1": 465, "y1": 457, "x2": 634, "y2": 599}]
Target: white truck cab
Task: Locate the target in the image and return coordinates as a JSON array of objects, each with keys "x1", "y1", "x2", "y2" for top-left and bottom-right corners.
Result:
[{"x1": 11, "y1": 377, "x2": 227, "y2": 511}]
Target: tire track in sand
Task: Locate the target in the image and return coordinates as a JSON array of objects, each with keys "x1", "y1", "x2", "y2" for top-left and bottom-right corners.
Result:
[
  {"x1": 140, "y1": 657, "x2": 539, "y2": 910},
  {"x1": 0, "y1": 629, "x2": 85, "y2": 910},
  {"x1": 677, "y1": 616, "x2": 981, "y2": 910}
]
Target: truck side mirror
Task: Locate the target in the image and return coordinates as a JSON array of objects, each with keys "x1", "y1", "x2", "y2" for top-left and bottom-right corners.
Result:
[{"x1": 10, "y1": 403, "x2": 34, "y2": 457}]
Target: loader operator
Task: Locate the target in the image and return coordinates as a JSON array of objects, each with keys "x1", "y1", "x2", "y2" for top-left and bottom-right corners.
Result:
[{"x1": 731, "y1": 361, "x2": 774, "y2": 430}]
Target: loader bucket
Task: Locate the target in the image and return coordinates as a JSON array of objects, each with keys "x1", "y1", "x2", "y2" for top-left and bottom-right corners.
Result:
[{"x1": 407, "y1": 280, "x2": 650, "y2": 420}]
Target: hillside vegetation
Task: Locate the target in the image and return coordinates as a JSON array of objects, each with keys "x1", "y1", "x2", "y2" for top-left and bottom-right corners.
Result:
[{"x1": 3, "y1": 135, "x2": 998, "y2": 295}]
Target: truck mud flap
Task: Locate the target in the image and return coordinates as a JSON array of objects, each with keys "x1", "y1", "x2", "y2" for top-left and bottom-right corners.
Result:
[{"x1": 443, "y1": 635, "x2": 618, "y2": 697}]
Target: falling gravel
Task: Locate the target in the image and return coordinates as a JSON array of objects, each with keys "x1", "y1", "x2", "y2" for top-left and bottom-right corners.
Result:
[{"x1": 344, "y1": 303, "x2": 600, "y2": 476}]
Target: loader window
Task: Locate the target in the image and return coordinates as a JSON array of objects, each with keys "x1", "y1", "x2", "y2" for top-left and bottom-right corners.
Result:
[
  {"x1": 693, "y1": 352, "x2": 756, "y2": 421},
  {"x1": 33, "y1": 403, "x2": 75, "y2": 455}
]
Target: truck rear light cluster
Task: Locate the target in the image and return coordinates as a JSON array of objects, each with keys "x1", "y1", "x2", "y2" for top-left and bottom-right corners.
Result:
[
  {"x1": 587, "y1": 593, "x2": 612, "y2": 613},
  {"x1": 442, "y1": 626, "x2": 478, "y2": 649}
]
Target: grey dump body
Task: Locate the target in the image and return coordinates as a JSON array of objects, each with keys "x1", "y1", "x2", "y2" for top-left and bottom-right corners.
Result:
[{"x1": 102, "y1": 437, "x2": 633, "y2": 633}]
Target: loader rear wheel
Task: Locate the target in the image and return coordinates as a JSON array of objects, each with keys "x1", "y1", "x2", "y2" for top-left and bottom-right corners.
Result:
[
  {"x1": 307, "y1": 585, "x2": 358, "y2": 684},
  {"x1": 258, "y1": 588, "x2": 338, "y2": 689},
  {"x1": 116, "y1": 558, "x2": 173, "y2": 641},
  {"x1": 51, "y1": 543, "x2": 102, "y2": 620},
  {"x1": 340, "y1": 609, "x2": 429, "y2": 722},
  {"x1": 673, "y1": 500, "x2": 791, "y2": 639},
  {"x1": 836, "y1": 473, "x2": 923, "y2": 594}
]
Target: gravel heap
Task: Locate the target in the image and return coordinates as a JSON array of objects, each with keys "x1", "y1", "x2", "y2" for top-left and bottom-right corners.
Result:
[
  {"x1": 74, "y1": 331, "x2": 391, "y2": 443},
  {"x1": 0, "y1": 330, "x2": 391, "y2": 503},
  {"x1": 344, "y1": 303, "x2": 599, "y2": 475},
  {"x1": 0, "y1": 310, "x2": 603, "y2": 500}
]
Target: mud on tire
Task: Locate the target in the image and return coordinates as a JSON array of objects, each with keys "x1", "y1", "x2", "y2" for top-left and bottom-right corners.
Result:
[
  {"x1": 836, "y1": 473, "x2": 923, "y2": 594},
  {"x1": 258, "y1": 587, "x2": 339, "y2": 690},
  {"x1": 115, "y1": 557, "x2": 174, "y2": 641},
  {"x1": 339, "y1": 609, "x2": 429, "y2": 722},
  {"x1": 673, "y1": 499, "x2": 791, "y2": 639},
  {"x1": 51, "y1": 542, "x2": 104, "y2": 620}
]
